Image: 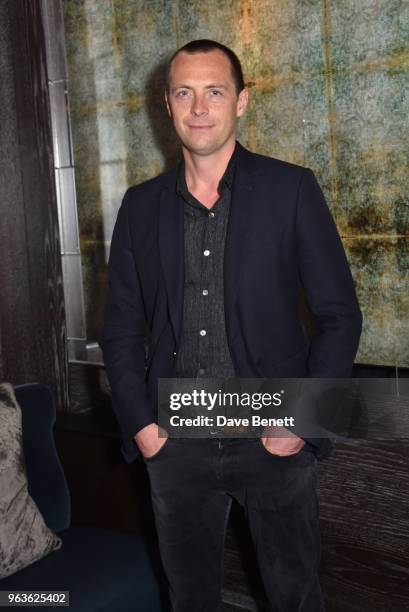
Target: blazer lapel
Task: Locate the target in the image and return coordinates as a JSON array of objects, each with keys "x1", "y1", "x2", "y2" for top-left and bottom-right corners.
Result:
[
  {"x1": 224, "y1": 143, "x2": 255, "y2": 336},
  {"x1": 159, "y1": 182, "x2": 184, "y2": 345}
]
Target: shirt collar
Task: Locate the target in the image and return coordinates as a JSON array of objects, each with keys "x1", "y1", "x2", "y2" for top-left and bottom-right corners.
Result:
[{"x1": 176, "y1": 142, "x2": 237, "y2": 200}]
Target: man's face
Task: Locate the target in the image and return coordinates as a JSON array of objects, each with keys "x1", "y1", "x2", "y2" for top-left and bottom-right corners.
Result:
[{"x1": 165, "y1": 50, "x2": 248, "y2": 157}]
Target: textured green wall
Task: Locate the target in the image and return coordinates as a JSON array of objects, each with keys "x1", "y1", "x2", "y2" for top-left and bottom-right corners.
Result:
[{"x1": 63, "y1": 0, "x2": 409, "y2": 366}]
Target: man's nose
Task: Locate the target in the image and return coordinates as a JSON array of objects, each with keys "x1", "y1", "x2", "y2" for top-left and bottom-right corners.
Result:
[{"x1": 191, "y1": 94, "x2": 207, "y2": 116}]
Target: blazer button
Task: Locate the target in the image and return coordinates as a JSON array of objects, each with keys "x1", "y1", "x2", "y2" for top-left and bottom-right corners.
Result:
[{"x1": 173, "y1": 351, "x2": 177, "y2": 358}]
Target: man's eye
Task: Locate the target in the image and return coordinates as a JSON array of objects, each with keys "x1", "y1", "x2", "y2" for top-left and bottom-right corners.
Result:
[
  {"x1": 210, "y1": 90, "x2": 222, "y2": 96},
  {"x1": 176, "y1": 90, "x2": 189, "y2": 97}
]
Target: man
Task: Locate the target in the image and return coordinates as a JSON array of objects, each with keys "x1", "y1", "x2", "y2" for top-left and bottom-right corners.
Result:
[{"x1": 100, "y1": 40, "x2": 362, "y2": 612}]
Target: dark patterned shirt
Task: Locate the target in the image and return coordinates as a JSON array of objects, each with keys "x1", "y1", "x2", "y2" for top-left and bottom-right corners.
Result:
[{"x1": 174, "y1": 149, "x2": 237, "y2": 379}]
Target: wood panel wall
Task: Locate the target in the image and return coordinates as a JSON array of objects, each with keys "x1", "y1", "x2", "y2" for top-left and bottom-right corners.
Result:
[{"x1": 0, "y1": 1, "x2": 68, "y2": 409}]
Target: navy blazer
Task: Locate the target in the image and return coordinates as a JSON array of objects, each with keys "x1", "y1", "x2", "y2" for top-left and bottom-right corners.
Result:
[{"x1": 100, "y1": 142, "x2": 362, "y2": 463}]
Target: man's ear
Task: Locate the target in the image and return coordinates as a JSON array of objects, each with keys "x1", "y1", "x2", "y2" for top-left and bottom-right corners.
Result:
[
  {"x1": 236, "y1": 87, "x2": 249, "y2": 118},
  {"x1": 164, "y1": 90, "x2": 172, "y2": 118}
]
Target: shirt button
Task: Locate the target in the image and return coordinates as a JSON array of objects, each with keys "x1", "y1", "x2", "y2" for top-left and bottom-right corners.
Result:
[
  {"x1": 198, "y1": 368, "x2": 206, "y2": 375},
  {"x1": 203, "y1": 249, "x2": 210, "y2": 256},
  {"x1": 208, "y1": 211, "x2": 215, "y2": 218},
  {"x1": 202, "y1": 289, "x2": 208, "y2": 296},
  {"x1": 199, "y1": 329, "x2": 207, "y2": 336}
]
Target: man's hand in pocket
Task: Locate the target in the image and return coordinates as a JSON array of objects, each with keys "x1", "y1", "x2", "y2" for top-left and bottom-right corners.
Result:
[
  {"x1": 261, "y1": 425, "x2": 305, "y2": 456},
  {"x1": 134, "y1": 423, "x2": 168, "y2": 459}
]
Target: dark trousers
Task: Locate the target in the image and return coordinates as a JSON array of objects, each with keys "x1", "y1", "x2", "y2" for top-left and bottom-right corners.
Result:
[{"x1": 144, "y1": 438, "x2": 324, "y2": 612}]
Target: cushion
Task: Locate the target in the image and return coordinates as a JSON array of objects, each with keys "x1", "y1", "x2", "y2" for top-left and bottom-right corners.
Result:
[{"x1": 0, "y1": 383, "x2": 62, "y2": 578}]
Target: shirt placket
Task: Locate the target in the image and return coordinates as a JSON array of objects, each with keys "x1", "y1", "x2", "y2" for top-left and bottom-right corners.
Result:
[{"x1": 197, "y1": 206, "x2": 217, "y2": 378}]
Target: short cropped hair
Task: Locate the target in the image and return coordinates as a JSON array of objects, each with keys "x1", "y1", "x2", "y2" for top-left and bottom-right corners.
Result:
[{"x1": 166, "y1": 39, "x2": 245, "y2": 95}]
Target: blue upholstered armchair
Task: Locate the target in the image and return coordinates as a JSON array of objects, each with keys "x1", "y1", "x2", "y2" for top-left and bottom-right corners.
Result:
[{"x1": 0, "y1": 383, "x2": 163, "y2": 612}]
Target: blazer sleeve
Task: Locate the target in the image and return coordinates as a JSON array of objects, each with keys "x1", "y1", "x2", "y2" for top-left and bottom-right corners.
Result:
[
  {"x1": 296, "y1": 169, "x2": 363, "y2": 459},
  {"x1": 296, "y1": 168, "x2": 362, "y2": 377},
  {"x1": 99, "y1": 189, "x2": 155, "y2": 462}
]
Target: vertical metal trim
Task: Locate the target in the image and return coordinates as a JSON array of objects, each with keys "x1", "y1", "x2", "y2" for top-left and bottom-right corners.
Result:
[{"x1": 41, "y1": 0, "x2": 87, "y2": 361}]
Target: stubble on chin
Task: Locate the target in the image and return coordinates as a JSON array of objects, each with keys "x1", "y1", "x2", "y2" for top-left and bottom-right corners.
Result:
[{"x1": 179, "y1": 131, "x2": 236, "y2": 158}]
